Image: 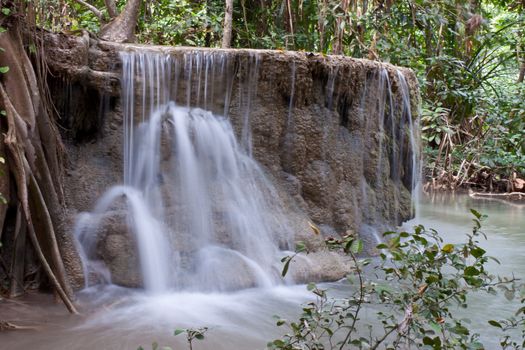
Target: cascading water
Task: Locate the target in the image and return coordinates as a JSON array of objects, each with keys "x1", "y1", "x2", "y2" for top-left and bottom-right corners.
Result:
[
  {"x1": 397, "y1": 70, "x2": 422, "y2": 219},
  {"x1": 2, "y1": 44, "x2": 427, "y2": 350},
  {"x1": 75, "y1": 50, "x2": 294, "y2": 293},
  {"x1": 349, "y1": 66, "x2": 421, "y2": 245},
  {"x1": 73, "y1": 47, "x2": 422, "y2": 296}
]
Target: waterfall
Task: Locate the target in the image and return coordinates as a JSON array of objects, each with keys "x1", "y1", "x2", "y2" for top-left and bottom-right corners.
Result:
[
  {"x1": 74, "y1": 49, "x2": 421, "y2": 293},
  {"x1": 397, "y1": 70, "x2": 422, "y2": 219},
  {"x1": 75, "y1": 51, "x2": 294, "y2": 293}
]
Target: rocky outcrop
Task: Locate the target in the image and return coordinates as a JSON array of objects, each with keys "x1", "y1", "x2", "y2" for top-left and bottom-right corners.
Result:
[{"x1": 43, "y1": 33, "x2": 420, "y2": 288}]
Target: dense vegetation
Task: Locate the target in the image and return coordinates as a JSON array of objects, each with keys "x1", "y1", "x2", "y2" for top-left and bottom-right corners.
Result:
[
  {"x1": 31, "y1": 0, "x2": 525, "y2": 192},
  {"x1": 269, "y1": 213, "x2": 524, "y2": 349}
]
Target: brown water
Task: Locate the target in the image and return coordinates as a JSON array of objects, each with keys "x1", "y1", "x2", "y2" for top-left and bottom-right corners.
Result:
[{"x1": 1, "y1": 194, "x2": 523, "y2": 349}]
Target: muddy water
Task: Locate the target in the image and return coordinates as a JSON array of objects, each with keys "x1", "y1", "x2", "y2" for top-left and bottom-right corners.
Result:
[{"x1": 1, "y1": 194, "x2": 523, "y2": 349}]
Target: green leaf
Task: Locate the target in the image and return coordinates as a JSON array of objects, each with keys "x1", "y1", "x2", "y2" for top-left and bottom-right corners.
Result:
[
  {"x1": 295, "y1": 241, "x2": 306, "y2": 253},
  {"x1": 375, "y1": 283, "x2": 394, "y2": 295},
  {"x1": 488, "y1": 320, "x2": 502, "y2": 328},
  {"x1": 426, "y1": 274, "x2": 440, "y2": 284},
  {"x1": 488, "y1": 256, "x2": 501, "y2": 264},
  {"x1": 351, "y1": 239, "x2": 363, "y2": 254},
  {"x1": 515, "y1": 306, "x2": 525, "y2": 316},
  {"x1": 450, "y1": 324, "x2": 470, "y2": 335},
  {"x1": 1, "y1": 8, "x2": 11, "y2": 16},
  {"x1": 195, "y1": 334, "x2": 205, "y2": 340},
  {"x1": 470, "y1": 247, "x2": 486, "y2": 259},
  {"x1": 174, "y1": 329, "x2": 186, "y2": 336},
  {"x1": 464, "y1": 266, "x2": 480, "y2": 276},
  {"x1": 0, "y1": 66, "x2": 9, "y2": 74},
  {"x1": 429, "y1": 321, "x2": 441, "y2": 333},
  {"x1": 272, "y1": 339, "x2": 285, "y2": 347},
  {"x1": 470, "y1": 209, "x2": 482, "y2": 219}
]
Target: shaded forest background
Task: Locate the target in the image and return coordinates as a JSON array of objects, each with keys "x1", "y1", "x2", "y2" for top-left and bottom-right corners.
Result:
[{"x1": 3, "y1": 0, "x2": 525, "y2": 192}]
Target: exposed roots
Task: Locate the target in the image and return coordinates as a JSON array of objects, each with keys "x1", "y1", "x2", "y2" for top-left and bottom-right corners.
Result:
[{"x1": 0, "y1": 23, "x2": 77, "y2": 313}]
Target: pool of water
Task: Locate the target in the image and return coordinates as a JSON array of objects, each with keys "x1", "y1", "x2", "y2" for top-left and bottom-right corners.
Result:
[
  {"x1": 1, "y1": 194, "x2": 523, "y2": 349},
  {"x1": 403, "y1": 193, "x2": 525, "y2": 347}
]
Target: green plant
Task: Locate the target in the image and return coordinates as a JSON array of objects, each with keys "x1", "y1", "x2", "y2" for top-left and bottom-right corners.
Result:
[
  {"x1": 490, "y1": 297, "x2": 525, "y2": 349},
  {"x1": 138, "y1": 327, "x2": 208, "y2": 350},
  {"x1": 269, "y1": 211, "x2": 523, "y2": 349}
]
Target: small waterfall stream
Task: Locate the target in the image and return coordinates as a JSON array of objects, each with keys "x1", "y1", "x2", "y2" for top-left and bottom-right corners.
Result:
[
  {"x1": 74, "y1": 49, "x2": 421, "y2": 295},
  {"x1": 76, "y1": 51, "x2": 295, "y2": 293}
]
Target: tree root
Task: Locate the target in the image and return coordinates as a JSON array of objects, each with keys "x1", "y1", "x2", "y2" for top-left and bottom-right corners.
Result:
[{"x1": 0, "y1": 22, "x2": 78, "y2": 313}]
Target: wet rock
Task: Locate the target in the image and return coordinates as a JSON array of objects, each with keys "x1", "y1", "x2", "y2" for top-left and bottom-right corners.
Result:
[
  {"x1": 45, "y1": 33, "x2": 420, "y2": 288},
  {"x1": 288, "y1": 251, "x2": 353, "y2": 284},
  {"x1": 97, "y1": 214, "x2": 142, "y2": 288}
]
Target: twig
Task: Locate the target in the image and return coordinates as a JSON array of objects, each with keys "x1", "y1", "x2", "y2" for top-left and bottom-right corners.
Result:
[
  {"x1": 469, "y1": 191, "x2": 525, "y2": 200},
  {"x1": 339, "y1": 251, "x2": 364, "y2": 350},
  {"x1": 72, "y1": 0, "x2": 106, "y2": 22},
  {"x1": 0, "y1": 321, "x2": 39, "y2": 331}
]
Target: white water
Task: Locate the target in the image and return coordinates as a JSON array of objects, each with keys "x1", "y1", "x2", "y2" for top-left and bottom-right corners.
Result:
[
  {"x1": 75, "y1": 51, "x2": 422, "y2": 293},
  {"x1": 3, "y1": 195, "x2": 522, "y2": 350},
  {"x1": 397, "y1": 70, "x2": 422, "y2": 219},
  {"x1": 75, "y1": 51, "x2": 294, "y2": 293}
]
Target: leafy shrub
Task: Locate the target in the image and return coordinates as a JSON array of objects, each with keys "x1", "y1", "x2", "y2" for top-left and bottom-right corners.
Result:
[{"x1": 269, "y1": 211, "x2": 524, "y2": 349}]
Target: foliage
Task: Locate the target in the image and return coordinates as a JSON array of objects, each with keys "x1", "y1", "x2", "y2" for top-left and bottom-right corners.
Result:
[
  {"x1": 137, "y1": 327, "x2": 208, "y2": 350},
  {"x1": 491, "y1": 297, "x2": 525, "y2": 349},
  {"x1": 269, "y1": 211, "x2": 524, "y2": 349},
  {"x1": 136, "y1": 0, "x2": 224, "y2": 47},
  {"x1": 36, "y1": 0, "x2": 523, "y2": 183}
]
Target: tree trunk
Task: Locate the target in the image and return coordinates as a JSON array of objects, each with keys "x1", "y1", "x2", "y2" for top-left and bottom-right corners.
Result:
[
  {"x1": 99, "y1": 0, "x2": 142, "y2": 43},
  {"x1": 332, "y1": 0, "x2": 349, "y2": 55},
  {"x1": 518, "y1": 61, "x2": 525, "y2": 83},
  {"x1": 222, "y1": 0, "x2": 233, "y2": 48}
]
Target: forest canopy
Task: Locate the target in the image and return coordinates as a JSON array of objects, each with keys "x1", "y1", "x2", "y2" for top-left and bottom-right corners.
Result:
[{"x1": 12, "y1": 0, "x2": 525, "y2": 190}]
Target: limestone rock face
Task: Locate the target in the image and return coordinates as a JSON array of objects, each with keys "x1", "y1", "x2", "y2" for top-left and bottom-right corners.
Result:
[
  {"x1": 97, "y1": 216, "x2": 142, "y2": 288},
  {"x1": 44, "y1": 34, "x2": 420, "y2": 288}
]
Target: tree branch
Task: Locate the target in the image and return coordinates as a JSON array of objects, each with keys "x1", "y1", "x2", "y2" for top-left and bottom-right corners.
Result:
[
  {"x1": 73, "y1": 0, "x2": 106, "y2": 22},
  {"x1": 104, "y1": 0, "x2": 119, "y2": 18}
]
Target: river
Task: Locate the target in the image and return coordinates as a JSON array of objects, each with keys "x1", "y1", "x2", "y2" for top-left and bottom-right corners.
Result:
[{"x1": 0, "y1": 194, "x2": 523, "y2": 349}]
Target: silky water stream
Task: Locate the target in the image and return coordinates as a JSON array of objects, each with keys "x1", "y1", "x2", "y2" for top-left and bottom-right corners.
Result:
[
  {"x1": 2, "y1": 50, "x2": 521, "y2": 349},
  {"x1": 2, "y1": 194, "x2": 522, "y2": 349}
]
